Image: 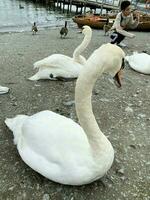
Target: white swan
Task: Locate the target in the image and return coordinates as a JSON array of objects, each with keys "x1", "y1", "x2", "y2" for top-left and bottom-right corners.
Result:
[
  {"x1": 0, "y1": 85, "x2": 9, "y2": 94},
  {"x1": 28, "y1": 25, "x2": 92, "y2": 81},
  {"x1": 5, "y1": 43, "x2": 125, "y2": 186},
  {"x1": 125, "y1": 52, "x2": 150, "y2": 75}
]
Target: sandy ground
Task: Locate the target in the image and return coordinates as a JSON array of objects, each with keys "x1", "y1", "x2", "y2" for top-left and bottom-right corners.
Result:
[{"x1": 0, "y1": 27, "x2": 150, "y2": 200}]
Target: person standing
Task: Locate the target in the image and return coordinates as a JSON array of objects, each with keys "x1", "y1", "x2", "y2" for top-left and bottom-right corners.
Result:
[{"x1": 110, "y1": 0, "x2": 140, "y2": 47}]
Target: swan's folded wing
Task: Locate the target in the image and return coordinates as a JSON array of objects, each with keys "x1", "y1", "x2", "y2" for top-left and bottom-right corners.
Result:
[{"x1": 33, "y1": 54, "x2": 73, "y2": 69}]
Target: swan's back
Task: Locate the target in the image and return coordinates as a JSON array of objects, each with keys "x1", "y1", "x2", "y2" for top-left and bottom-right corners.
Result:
[
  {"x1": 6, "y1": 111, "x2": 98, "y2": 185},
  {"x1": 30, "y1": 54, "x2": 84, "y2": 80},
  {"x1": 125, "y1": 52, "x2": 150, "y2": 74},
  {"x1": 34, "y1": 54, "x2": 73, "y2": 69},
  {"x1": 34, "y1": 54, "x2": 83, "y2": 71}
]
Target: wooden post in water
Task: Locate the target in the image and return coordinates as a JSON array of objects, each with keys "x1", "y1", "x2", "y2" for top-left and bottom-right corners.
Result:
[
  {"x1": 83, "y1": 0, "x2": 87, "y2": 14},
  {"x1": 62, "y1": 0, "x2": 65, "y2": 13},
  {"x1": 69, "y1": 0, "x2": 72, "y2": 13},
  {"x1": 56, "y1": 0, "x2": 59, "y2": 8},
  {"x1": 67, "y1": 1, "x2": 70, "y2": 13},
  {"x1": 80, "y1": 6, "x2": 83, "y2": 14},
  {"x1": 76, "y1": 5, "x2": 79, "y2": 13},
  {"x1": 100, "y1": 0, "x2": 104, "y2": 15}
]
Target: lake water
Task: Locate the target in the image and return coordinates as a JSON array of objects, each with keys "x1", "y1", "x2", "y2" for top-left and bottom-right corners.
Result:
[
  {"x1": 0, "y1": 0, "x2": 149, "y2": 33},
  {"x1": 0, "y1": 0, "x2": 76, "y2": 33}
]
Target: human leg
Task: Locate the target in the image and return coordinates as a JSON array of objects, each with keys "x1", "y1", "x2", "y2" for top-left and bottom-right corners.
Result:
[{"x1": 110, "y1": 31, "x2": 125, "y2": 45}]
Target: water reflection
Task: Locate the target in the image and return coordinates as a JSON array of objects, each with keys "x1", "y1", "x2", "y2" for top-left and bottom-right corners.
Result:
[{"x1": 0, "y1": 0, "x2": 75, "y2": 32}]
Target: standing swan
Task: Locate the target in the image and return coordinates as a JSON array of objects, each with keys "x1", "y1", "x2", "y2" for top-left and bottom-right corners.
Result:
[
  {"x1": 28, "y1": 26, "x2": 92, "y2": 81},
  {"x1": 5, "y1": 43, "x2": 125, "y2": 185}
]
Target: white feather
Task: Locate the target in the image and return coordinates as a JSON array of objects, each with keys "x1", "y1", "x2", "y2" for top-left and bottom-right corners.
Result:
[{"x1": 125, "y1": 52, "x2": 150, "y2": 74}]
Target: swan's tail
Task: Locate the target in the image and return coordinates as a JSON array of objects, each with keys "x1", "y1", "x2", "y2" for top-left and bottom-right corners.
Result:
[
  {"x1": 5, "y1": 115, "x2": 28, "y2": 145},
  {"x1": 28, "y1": 73, "x2": 39, "y2": 81}
]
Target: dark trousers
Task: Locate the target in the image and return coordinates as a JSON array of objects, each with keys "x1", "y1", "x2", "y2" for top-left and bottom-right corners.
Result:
[{"x1": 110, "y1": 31, "x2": 125, "y2": 44}]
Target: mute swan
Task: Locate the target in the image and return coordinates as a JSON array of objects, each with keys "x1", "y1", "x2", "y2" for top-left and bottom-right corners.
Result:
[
  {"x1": 5, "y1": 43, "x2": 125, "y2": 185},
  {"x1": 0, "y1": 85, "x2": 9, "y2": 94},
  {"x1": 28, "y1": 25, "x2": 92, "y2": 81},
  {"x1": 125, "y1": 52, "x2": 150, "y2": 74},
  {"x1": 60, "y1": 21, "x2": 68, "y2": 38}
]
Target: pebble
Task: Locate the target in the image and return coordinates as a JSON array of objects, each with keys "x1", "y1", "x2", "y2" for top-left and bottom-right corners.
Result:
[
  {"x1": 137, "y1": 113, "x2": 146, "y2": 118},
  {"x1": 129, "y1": 144, "x2": 136, "y2": 149},
  {"x1": 93, "y1": 89, "x2": 99, "y2": 95},
  {"x1": 116, "y1": 168, "x2": 125, "y2": 175},
  {"x1": 99, "y1": 98, "x2": 110, "y2": 102},
  {"x1": 12, "y1": 102, "x2": 18, "y2": 106},
  {"x1": 8, "y1": 186, "x2": 15, "y2": 191},
  {"x1": 63, "y1": 100, "x2": 75, "y2": 106},
  {"x1": 120, "y1": 176, "x2": 127, "y2": 181},
  {"x1": 34, "y1": 84, "x2": 41, "y2": 87},
  {"x1": 42, "y1": 194, "x2": 50, "y2": 200},
  {"x1": 125, "y1": 106, "x2": 133, "y2": 114},
  {"x1": 133, "y1": 94, "x2": 137, "y2": 97}
]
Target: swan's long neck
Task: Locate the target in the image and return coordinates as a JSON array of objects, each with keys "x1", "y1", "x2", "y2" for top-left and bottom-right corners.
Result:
[
  {"x1": 73, "y1": 32, "x2": 91, "y2": 62},
  {"x1": 75, "y1": 61, "x2": 108, "y2": 155}
]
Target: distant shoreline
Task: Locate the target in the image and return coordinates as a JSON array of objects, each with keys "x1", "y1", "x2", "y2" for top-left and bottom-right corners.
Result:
[{"x1": 0, "y1": 23, "x2": 77, "y2": 34}]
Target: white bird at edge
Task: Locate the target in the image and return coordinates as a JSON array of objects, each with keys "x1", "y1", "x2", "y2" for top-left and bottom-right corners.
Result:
[
  {"x1": 5, "y1": 43, "x2": 125, "y2": 186},
  {"x1": 0, "y1": 85, "x2": 9, "y2": 94},
  {"x1": 125, "y1": 52, "x2": 150, "y2": 74},
  {"x1": 28, "y1": 25, "x2": 92, "y2": 81}
]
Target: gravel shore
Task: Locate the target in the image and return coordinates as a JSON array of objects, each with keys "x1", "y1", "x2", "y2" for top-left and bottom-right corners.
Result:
[{"x1": 0, "y1": 27, "x2": 150, "y2": 200}]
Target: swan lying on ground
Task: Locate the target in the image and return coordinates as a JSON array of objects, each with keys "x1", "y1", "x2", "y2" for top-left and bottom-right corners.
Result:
[
  {"x1": 28, "y1": 25, "x2": 92, "y2": 81},
  {"x1": 0, "y1": 85, "x2": 9, "y2": 94},
  {"x1": 125, "y1": 52, "x2": 150, "y2": 74},
  {"x1": 5, "y1": 43, "x2": 125, "y2": 185}
]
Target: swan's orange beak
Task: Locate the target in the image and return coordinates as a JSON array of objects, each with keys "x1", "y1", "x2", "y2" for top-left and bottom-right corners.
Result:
[{"x1": 113, "y1": 69, "x2": 123, "y2": 88}]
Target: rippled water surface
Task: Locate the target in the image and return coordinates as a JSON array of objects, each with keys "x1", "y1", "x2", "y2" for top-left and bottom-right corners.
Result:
[
  {"x1": 0, "y1": 0, "x2": 75, "y2": 32},
  {"x1": 1, "y1": 0, "x2": 148, "y2": 33}
]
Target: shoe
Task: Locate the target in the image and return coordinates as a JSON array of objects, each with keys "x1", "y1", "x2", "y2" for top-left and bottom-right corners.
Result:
[{"x1": 117, "y1": 42, "x2": 127, "y2": 48}]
